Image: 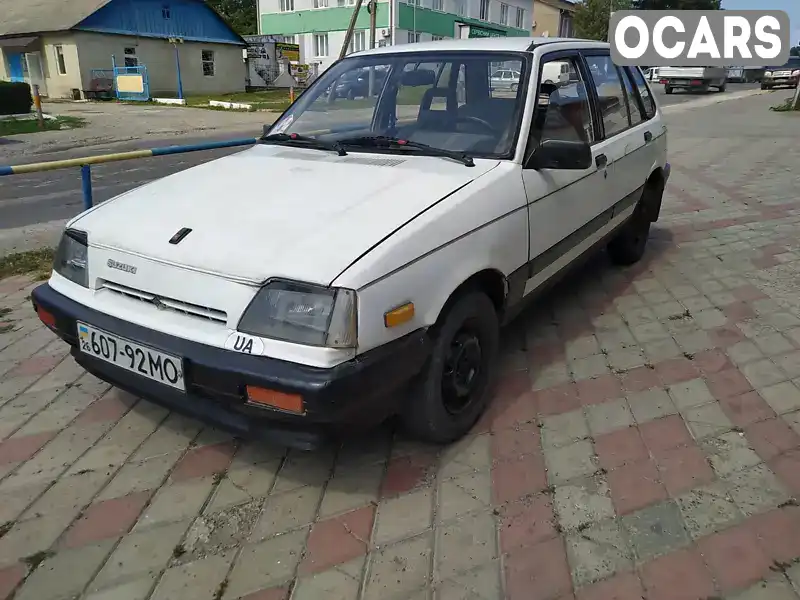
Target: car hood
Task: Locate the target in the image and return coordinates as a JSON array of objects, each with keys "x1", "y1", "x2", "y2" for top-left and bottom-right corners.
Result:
[{"x1": 74, "y1": 144, "x2": 498, "y2": 285}]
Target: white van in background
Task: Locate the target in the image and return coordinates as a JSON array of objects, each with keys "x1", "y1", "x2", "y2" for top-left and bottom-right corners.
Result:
[{"x1": 541, "y1": 60, "x2": 570, "y2": 86}]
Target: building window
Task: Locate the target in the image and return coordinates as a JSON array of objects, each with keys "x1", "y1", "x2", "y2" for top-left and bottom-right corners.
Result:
[
  {"x1": 313, "y1": 0, "x2": 328, "y2": 7},
  {"x1": 337, "y1": 0, "x2": 355, "y2": 6},
  {"x1": 407, "y1": 31, "x2": 420, "y2": 43},
  {"x1": 479, "y1": 0, "x2": 489, "y2": 20},
  {"x1": 54, "y1": 45, "x2": 67, "y2": 75},
  {"x1": 499, "y1": 3, "x2": 508, "y2": 24},
  {"x1": 349, "y1": 30, "x2": 366, "y2": 53},
  {"x1": 202, "y1": 50, "x2": 215, "y2": 76},
  {"x1": 162, "y1": 4, "x2": 171, "y2": 19},
  {"x1": 431, "y1": 35, "x2": 446, "y2": 40},
  {"x1": 283, "y1": 35, "x2": 297, "y2": 44},
  {"x1": 314, "y1": 33, "x2": 329, "y2": 57},
  {"x1": 432, "y1": 0, "x2": 443, "y2": 10},
  {"x1": 280, "y1": 0, "x2": 294, "y2": 11},
  {"x1": 123, "y1": 46, "x2": 139, "y2": 67},
  {"x1": 515, "y1": 7, "x2": 524, "y2": 28},
  {"x1": 454, "y1": 0, "x2": 464, "y2": 15}
]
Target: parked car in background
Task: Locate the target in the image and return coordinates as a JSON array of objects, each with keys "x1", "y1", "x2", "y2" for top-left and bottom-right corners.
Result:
[
  {"x1": 761, "y1": 58, "x2": 800, "y2": 90},
  {"x1": 726, "y1": 67, "x2": 745, "y2": 83},
  {"x1": 489, "y1": 68, "x2": 521, "y2": 91},
  {"x1": 658, "y1": 66, "x2": 727, "y2": 94},
  {"x1": 32, "y1": 37, "x2": 669, "y2": 450},
  {"x1": 334, "y1": 66, "x2": 389, "y2": 98}
]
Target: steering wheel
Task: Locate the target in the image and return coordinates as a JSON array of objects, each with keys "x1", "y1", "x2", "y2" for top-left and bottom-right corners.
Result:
[{"x1": 455, "y1": 115, "x2": 496, "y2": 135}]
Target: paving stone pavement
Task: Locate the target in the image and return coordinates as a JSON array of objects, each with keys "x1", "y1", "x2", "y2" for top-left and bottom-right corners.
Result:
[{"x1": 1, "y1": 91, "x2": 800, "y2": 600}]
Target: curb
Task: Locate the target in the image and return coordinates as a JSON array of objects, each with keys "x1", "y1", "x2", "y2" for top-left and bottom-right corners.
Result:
[{"x1": 661, "y1": 88, "x2": 768, "y2": 114}]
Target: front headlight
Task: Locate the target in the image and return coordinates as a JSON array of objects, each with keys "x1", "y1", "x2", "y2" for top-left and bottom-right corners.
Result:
[
  {"x1": 54, "y1": 229, "x2": 88, "y2": 288},
  {"x1": 765, "y1": 71, "x2": 773, "y2": 78},
  {"x1": 238, "y1": 281, "x2": 357, "y2": 348}
]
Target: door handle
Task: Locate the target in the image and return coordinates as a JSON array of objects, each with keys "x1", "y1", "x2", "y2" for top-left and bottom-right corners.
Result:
[
  {"x1": 644, "y1": 131, "x2": 653, "y2": 143},
  {"x1": 595, "y1": 154, "x2": 608, "y2": 168}
]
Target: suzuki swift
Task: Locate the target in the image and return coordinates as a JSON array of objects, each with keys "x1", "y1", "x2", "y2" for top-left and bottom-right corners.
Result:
[{"x1": 32, "y1": 37, "x2": 669, "y2": 450}]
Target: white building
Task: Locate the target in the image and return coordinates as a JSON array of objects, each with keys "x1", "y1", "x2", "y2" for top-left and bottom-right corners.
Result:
[{"x1": 257, "y1": 0, "x2": 532, "y2": 72}]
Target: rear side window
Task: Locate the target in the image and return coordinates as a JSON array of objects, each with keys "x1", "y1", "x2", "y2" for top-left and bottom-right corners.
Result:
[
  {"x1": 619, "y1": 67, "x2": 644, "y2": 126},
  {"x1": 584, "y1": 54, "x2": 630, "y2": 138},
  {"x1": 628, "y1": 67, "x2": 656, "y2": 119}
]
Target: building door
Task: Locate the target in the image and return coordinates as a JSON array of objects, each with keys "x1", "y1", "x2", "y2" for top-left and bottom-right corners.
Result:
[
  {"x1": 6, "y1": 52, "x2": 24, "y2": 82},
  {"x1": 24, "y1": 52, "x2": 47, "y2": 96}
]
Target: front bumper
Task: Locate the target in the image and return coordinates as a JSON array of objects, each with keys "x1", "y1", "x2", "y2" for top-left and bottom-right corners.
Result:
[
  {"x1": 764, "y1": 77, "x2": 799, "y2": 87},
  {"x1": 31, "y1": 283, "x2": 432, "y2": 450}
]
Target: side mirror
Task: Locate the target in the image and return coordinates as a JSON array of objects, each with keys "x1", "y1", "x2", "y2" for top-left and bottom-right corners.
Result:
[{"x1": 526, "y1": 139, "x2": 592, "y2": 170}]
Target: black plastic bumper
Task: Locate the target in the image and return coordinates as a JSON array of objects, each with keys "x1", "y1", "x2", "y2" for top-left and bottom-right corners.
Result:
[{"x1": 31, "y1": 283, "x2": 432, "y2": 450}]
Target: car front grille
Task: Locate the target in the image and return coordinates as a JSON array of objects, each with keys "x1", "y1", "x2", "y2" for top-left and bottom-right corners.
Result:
[{"x1": 101, "y1": 281, "x2": 228, "y2": 324}]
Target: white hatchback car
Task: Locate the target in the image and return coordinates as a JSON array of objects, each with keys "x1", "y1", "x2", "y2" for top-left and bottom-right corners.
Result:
[{"x1": 33, "y1": 37, "x2": 669, "y2": 449}]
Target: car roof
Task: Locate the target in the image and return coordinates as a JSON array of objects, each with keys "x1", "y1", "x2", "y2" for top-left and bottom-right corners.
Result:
[{"x1": 350, "y1": 36, "x2": 610, "y2": 57}]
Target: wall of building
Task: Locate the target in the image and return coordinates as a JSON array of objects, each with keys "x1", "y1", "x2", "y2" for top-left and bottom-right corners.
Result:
[
  {"x1": 259, "y1": 0, "x2": 530, "y2": 73},
  {"x1": 73, "y1": 31, "x2": 246, "y2": 96},
  {"x1": 40, "y1": 33, "x2": 84, "y2": 98},
  {"x1": 531, "y1": 0, "x2": 575, "y2": 38}
]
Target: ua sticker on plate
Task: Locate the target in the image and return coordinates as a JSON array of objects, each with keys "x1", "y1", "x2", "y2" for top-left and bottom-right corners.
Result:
[{"x1": 225, "y1": 332, "x2": 264, "y2": 355}]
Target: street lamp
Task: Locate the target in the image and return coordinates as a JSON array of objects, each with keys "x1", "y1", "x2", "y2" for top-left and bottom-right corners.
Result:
[{"x1": 169, "y1": 37, "x2": 185, "y2": 100}]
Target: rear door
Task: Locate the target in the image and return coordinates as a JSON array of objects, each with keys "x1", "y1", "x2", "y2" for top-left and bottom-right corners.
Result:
[{"x1": 581, "y1": 51, "x2": 645, "y2": 209}]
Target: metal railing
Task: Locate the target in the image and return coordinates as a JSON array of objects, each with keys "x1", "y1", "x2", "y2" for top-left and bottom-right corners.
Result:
[{"x1": 0, "y1": 137, "x2": 259, "y2": 212}]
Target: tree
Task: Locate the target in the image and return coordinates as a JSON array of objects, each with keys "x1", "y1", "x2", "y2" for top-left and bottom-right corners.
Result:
[
  {"x1": 631, "y1": 0, "x2": 720, "y2": 8},
  {"x1": 791, "y1": 46, "x2": 800, "y2": 57},
  {"x1": 206, "y1": 0, "x2": 257, "y2": 36},
  {"x1": 574, "y1": 0, "x2": 632, "y2": 42}
]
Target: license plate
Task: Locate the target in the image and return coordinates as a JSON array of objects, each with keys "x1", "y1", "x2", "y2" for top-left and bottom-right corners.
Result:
[{"x1": 77, "y1": 322, "x2": 185, "y2": 390}]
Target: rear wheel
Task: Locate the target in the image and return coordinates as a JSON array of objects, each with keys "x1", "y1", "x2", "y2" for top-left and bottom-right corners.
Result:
[
  {"x1": 401, "y1": 291, "x2": 499, "y2": 444},
  {"x1": 665, "y1": 86, "x2": 673, "y2": 95},
  {"x1": 510, "y1": 83, "x2": 518, "y2": 92},
  {"x1": 718, "y1": 82, "x2": 727, "y2": 92},
  {"x1": 608, "y1": 202, "x2": 651, "y2": 266}
]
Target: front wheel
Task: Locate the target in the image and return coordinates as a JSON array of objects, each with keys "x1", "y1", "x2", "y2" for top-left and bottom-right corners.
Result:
[
  {"x1": 718, "y1": 83, "x2": 727, "y2": 92},
  {"x1": 665, "y1": 86, "x2": 673, "y2": 95},
  {"x1": 401, "y1": 291, "x2": 499, "y2": 444},
  {"x1": 761, "y1": 83, "x2": 769, "y2": 90},
  {"x1": 608, "y1": 203, "x2": 651, "y2": 266},
  {"x1": 510, "y1": 83, "x2": 518, "y2": 92}
]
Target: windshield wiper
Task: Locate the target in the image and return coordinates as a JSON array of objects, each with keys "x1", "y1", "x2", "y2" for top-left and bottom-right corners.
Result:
[
  {"x1": 338, "y1": 135, "x2": 474, "y2": 167},
  {"x1": 259, "y1": 132, "x2": 347, "y2": 156}
]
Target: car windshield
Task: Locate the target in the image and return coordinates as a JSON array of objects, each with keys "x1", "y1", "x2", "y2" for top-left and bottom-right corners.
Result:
[{"x1": 266, "y1": 51, "x2": 529, "y2": 159}]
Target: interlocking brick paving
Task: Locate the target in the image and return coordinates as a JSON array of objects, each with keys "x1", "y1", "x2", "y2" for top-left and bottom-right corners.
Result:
[{"x1": 1, "y1": 91, "x2": 800, "y2": 600}]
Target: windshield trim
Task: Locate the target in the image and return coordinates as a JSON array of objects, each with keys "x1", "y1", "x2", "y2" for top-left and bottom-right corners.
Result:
[{"x1": 264, "y1": 50, "x2": 533, "y2": 162}]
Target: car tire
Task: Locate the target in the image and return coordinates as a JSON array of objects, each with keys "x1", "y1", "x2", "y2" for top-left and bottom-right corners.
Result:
[
  {"x1": 400, "y1": 291, "x2": 499, "y2": 444},
  {"x1": 607, "y1": 202, "x2": 651, "y2": 266},
  {"x1": 718, "y1": 83, "x2": 726, "y2": 92},
  {"x1": 511, "y1": 83, "x2": 518, "y2": 92},
  {"x1": 761, "y1": 84, "x2": 769, "y2": 90},
  {"x1": 665, "y1": 86, "x2": 673, "y2": 94}
]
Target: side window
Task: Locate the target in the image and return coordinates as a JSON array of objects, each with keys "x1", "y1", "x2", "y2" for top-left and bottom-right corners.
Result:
[
  {"x1": 532, "y1": 55, "x2": 594, "y2": 145},
  {"x1": 628, "y1": 66, "x2": 656, "y2": 119},
  {"x1": 584, "y1": 54, "x2": 630, "y2": 138},
  {"x1": 617, "y1": 66, "x2": 642, "y2": 126}
]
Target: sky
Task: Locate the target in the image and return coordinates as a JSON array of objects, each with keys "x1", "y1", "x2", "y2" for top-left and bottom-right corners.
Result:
[{"x1": 721, "y1": 0, "x2": 799, "y2": 48}]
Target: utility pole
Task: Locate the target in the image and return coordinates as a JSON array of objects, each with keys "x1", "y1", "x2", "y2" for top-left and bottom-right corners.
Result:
[
  {"x1": 792, "y1": 80, "x2": 800, "y2": 111},
  {"x1": 339, "y1": 0, "x2": 365, "y2": 60}
]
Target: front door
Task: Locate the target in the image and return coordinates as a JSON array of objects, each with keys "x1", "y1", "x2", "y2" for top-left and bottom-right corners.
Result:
[
  {"x1": 6, "y1": 52, "x2": 24, "y2": 82},
  {"x1": 520, "y1": 49, "x2": 611, "y2": 298}
]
